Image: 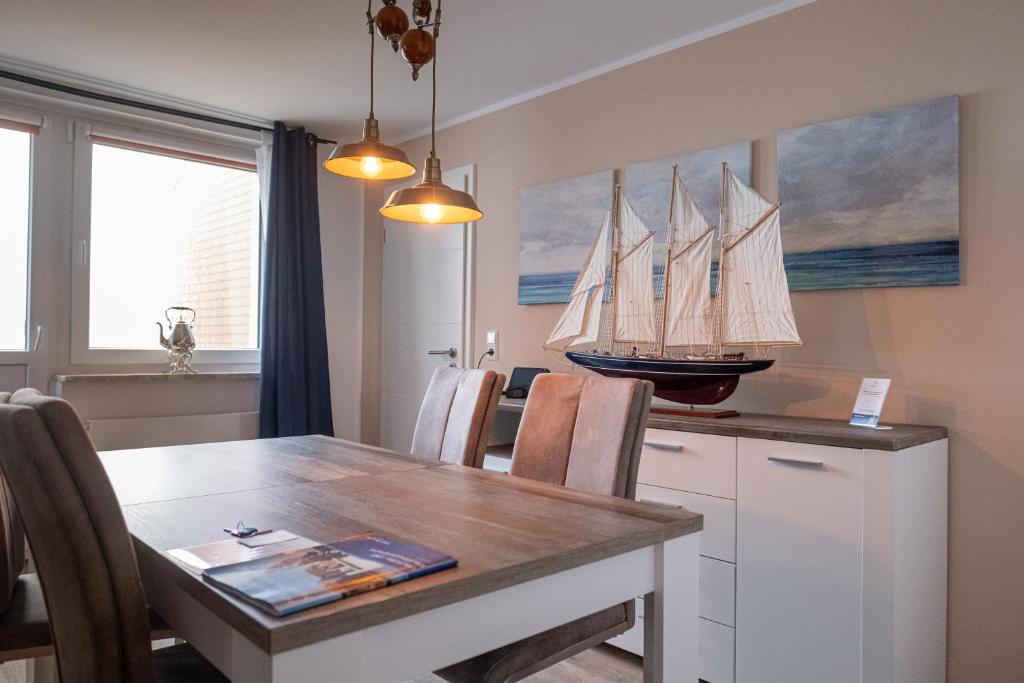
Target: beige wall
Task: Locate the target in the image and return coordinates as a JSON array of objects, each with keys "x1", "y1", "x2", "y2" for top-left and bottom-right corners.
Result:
[
  {"x1": 318, "y1": 153, "x2": 365, "y2": 440},
  {"x1": 363, "y1": 0, "x2": 1024, "y2": 677}
]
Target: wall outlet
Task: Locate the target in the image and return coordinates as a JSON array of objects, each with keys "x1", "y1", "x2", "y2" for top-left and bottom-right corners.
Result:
[{"x1": 486, "y1": 330, "x2": 499, "y2": 361}]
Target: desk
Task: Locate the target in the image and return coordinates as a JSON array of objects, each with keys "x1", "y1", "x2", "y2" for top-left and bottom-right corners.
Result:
[{"x1": 103, "y1": 435, "x2": 702, "y2": 682}]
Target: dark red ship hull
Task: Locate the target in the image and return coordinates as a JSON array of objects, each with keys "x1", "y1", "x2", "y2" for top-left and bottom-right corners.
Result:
[{"x1": 564, "y1": 351, "x2": 774, "y2": 405}]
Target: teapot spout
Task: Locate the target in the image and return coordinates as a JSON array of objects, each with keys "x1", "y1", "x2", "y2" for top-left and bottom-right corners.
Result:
[{"x1": 156, "y1": 322, "x2": 171, "y2": 350}]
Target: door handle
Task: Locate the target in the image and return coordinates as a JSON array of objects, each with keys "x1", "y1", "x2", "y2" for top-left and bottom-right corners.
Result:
[
  {"x1": 768, "y1": 456, "x2": 824, "y2": 468},
  {"x1": 31, "y1": 325, "x2": 43, "y2": 352},
  {"x1": 428, "y1": 347, "x2": 457, "y2": 358}
]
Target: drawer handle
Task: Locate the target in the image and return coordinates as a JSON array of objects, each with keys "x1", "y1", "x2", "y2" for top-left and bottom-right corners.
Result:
[
  {"x1": 768, "y1": 455, "x2": 824, "y2": 468},
  {"x1": 643, "y1": 442, "x2": 684, "y2": 452}
]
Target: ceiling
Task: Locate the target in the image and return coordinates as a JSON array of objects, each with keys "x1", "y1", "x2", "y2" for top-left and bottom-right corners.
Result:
[{"x1": 0, "y1": 0, "x2": 809, "y2": 141}]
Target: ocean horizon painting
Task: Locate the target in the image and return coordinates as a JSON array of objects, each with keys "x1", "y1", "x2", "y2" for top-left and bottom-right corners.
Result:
[
  {"x1": 777, "y1": 95, "x2": 959, "y2": 291},
  {"x1": 518, "y1": 170, "x2": 613, "y2": 305},
  {"x1": 517, "y1": 143, "x2": 751, "y2": 305}
]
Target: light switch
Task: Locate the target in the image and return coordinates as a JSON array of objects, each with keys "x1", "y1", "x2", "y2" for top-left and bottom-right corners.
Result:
[{"x1": 486, "y1": 330, "x2": 498, "y2": 361}]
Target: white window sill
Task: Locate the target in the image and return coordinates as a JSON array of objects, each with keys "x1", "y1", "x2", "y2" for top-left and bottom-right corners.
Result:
[{"x1": 51, "y1": 371, "x2": 260, "y2": 385}]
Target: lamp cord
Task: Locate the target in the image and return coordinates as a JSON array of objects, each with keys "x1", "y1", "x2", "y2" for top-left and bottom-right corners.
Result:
[
  {"x1": 430, "y1": 0, "x2": 441, "y2": 157},
  {"x1": 366, "y1": 0, "x2": 374, "y2": 116}
]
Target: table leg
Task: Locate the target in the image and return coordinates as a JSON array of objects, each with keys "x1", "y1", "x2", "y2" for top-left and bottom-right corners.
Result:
[{"x1": 643, "y1": 532, "x2": 700, "y2": 682}]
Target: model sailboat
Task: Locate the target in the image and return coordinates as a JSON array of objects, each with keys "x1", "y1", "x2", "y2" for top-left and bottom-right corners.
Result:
[{"x1": 545, "y1": 163, "x2": 800, "y2": 413}]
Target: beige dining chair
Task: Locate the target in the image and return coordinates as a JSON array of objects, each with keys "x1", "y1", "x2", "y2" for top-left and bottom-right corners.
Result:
[
  {"x1": 0, "y1": 393, "x2": 25, "y2": 613},
  {"x1": 437, "y1": 372, "x2": 654, "y2": 683},
  {"x1": 0, "y1": 389, "x2": 226, "y2": 682},
  {"x1": 411, "y1": 367, "x2": 505, "y2": 468}
]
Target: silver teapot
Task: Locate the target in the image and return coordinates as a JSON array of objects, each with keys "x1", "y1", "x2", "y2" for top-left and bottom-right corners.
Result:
[{"x1": 156, "y1": 306, "x2": 197, "y2": 373}]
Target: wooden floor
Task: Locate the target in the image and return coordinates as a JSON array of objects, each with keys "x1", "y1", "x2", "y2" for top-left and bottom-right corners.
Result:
[{"x1": 0, "y1": 645, "x2": 642, "y2": 682}]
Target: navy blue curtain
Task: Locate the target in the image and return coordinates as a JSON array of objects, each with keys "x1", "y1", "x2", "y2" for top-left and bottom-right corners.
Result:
[{"x1": 259, "y1": 122, "x2": 334, "y2": 437}]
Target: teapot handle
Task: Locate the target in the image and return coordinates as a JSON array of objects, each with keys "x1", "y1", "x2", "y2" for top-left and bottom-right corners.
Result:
[{"x1": 165, "y1": 306, "x2": 197, "y2": 325}]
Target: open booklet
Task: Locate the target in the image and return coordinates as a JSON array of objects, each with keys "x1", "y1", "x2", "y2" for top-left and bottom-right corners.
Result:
[{"x1": 170, "y1": 532, "x2": 458, "y2": 617}]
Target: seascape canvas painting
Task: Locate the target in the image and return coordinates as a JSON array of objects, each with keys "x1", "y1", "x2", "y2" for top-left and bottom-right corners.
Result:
[
  {"x1": 517, "y1": 144, "x2": 751, "y2": 306},
  {"x1": 625, "y1": 142, "x2": 751, "y2": 296},
  {"x1": 518, "y1": 170, "x2": 613, "y2": 305},
  {"x1": 777, "y1": 95, "x2": 959, "y2": 291}
]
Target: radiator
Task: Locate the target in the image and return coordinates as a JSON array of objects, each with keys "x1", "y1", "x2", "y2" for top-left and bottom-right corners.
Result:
[{"x1": 85, "y1": 411, "x2": 260, "y2": 451}]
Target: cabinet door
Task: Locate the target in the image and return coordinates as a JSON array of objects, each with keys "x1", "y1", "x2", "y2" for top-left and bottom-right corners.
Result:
[{"x1": 736, "y1": 438, "x2": 864, "y2": 683}]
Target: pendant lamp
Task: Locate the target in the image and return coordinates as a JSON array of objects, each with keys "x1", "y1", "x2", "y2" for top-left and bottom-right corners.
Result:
[
  {"x1": 323, "y1": 1, "x2": 415, "y2": 180},
  {"x1": 379, "y1": 0, "x2": 483, "y2": 224}
]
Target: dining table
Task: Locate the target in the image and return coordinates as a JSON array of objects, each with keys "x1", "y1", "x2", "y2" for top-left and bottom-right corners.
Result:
[{"x1": 100, "y1": 434, "x2": 703, "y2": 682}]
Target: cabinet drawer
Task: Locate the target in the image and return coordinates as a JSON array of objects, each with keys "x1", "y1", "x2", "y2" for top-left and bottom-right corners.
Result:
[
  {"x1": 700, "y1": 556, "x2": 735, "y2": 627},
  {"x1": 701, "y1": 618, "x2": 736, "y2": 683},
  {"x1": 736, "y1": 438, "x2": 863, "y2": 683},
  {"x1": 624, "y1": 557, "x2": 733, "y2": 627},
  {"x1": 637, "y1": 484, "x2": 736, "y2": 563},
  {"x1": 638, "y1": 428, "x2": 736, "y2": 498}
]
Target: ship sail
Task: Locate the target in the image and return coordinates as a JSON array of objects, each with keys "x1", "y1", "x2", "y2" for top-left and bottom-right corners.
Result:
[
  {"x1": 613, "y1": 195, "x2": 657, "y2": 344},
  {"x1": 544, "y1": 212, "x2": 610, "y2": 350},
  {"x1": 719, "y1": 169, "x2": 801, "y2": 347},
  {"x1": 662, "y1": 173, "x2": 714, "y2": 349}
]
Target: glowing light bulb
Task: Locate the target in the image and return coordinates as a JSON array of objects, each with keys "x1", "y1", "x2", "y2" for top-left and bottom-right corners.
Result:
[
  {"x1": 359, "y1": 156, "x2": 383, "y2": 178},
  {"x1": 420, "y1": 203, "x2": 443, "y2": 223}
]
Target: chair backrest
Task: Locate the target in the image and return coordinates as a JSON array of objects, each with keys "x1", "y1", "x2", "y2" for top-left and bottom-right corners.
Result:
[
  {"x1": 0, "y1": 392, "x2": 25, "y2": 614},
  {"x1": 411, "y1": 367, "x2": 505, "y2": 467},
  {"x1": 0, "y1": 389, "x2": 152, "y2": 683},
  {"x1": 510, "y1": 374, "x2": 654, "y2": 499}
]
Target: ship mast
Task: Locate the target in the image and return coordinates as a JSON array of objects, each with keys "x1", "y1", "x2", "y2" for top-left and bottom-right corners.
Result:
[
  {"x1": 609, "y1": 184, "x2": 622, "y2": 352},
  {"x1": 657, "y1": 165, "x2": 678, "y2": 358},
  {"x1": 710, "y1": 162, "x2": 729, "y2": 359}
]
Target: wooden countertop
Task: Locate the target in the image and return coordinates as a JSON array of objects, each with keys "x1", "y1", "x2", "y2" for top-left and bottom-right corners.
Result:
[{"x1": 497, "y1": 397, "x2": 947, "y2": 451}]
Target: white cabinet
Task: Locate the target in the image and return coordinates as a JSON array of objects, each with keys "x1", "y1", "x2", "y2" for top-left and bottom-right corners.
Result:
[{"x1": 613, "y1": 426, "x2": 948, "y2": 683}]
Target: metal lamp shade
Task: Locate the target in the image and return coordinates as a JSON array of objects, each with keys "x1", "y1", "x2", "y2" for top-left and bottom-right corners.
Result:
[
  {"x1": 379, "y1": 155, "x2": 483, "y2": 224},
  {"x1": 322, "y1": 116, "x2": 416, "y2": 180}
]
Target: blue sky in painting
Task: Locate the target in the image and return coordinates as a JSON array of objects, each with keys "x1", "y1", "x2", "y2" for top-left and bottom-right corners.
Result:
[
  {"x1": 625, "y1": 142, "x2": 751, "y2": 245},
  {"x1": 778, "y1": 95, "x2": 959, "y2": 253},
  {"x1": 518, "y1": 170, "x2": 613, "y2": 277}
]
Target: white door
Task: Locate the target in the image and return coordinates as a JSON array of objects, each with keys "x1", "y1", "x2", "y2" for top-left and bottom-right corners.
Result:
[{"x1": 379, "y1": 165, "x2": 476, "y2": 453}]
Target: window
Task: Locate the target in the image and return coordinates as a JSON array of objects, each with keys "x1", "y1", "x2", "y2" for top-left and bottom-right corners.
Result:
[
  {"x1": 86, "y1": 138, "x2": 260, "y2": 352},
  {"x1": 0, "y1": 124, "x2": 32, "y2": 351}
]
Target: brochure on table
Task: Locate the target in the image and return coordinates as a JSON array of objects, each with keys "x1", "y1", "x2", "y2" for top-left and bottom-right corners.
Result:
[{"x1": 167, "y1": 531, "x2": 458, "y2": 617}]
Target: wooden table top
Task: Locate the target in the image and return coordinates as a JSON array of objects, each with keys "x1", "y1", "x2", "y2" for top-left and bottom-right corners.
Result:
[
  {"x1": 103, "y1": 436, "x2": 701, "y2": 655},
  {"x1": 498, "y1": 398, "x2": 947, "y2": 451}
]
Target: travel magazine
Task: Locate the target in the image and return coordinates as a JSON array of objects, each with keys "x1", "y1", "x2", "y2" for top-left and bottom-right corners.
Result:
[{"x1": 192, "y1": 532, "x2": 457, "y2": 617}]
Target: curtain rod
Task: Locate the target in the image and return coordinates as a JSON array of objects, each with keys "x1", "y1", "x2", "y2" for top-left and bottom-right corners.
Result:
[{"x1": 0, "y1": 68, "x2": 338, "y2": 145}]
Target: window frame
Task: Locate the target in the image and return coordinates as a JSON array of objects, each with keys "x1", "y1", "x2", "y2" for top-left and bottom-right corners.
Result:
[
  {"x1": 70, "y1": 120, "x2": 264, "y2": 366},
  {"x1": 0, "y1": 104, "x2": 51, "y2": 389}
]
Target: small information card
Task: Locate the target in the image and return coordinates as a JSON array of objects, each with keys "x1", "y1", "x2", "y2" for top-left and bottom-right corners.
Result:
[{"x1": 850, "y1": 378, "x2": 891, "y2": 428}]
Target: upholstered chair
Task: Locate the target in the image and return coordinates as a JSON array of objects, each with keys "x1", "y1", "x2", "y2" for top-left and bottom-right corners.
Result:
[
  {"x1": 437, "y1": 373, "x2": 654, "y2": 682},
  {"x1": 0, "y1": 389, "x2": 226, "y2": 682},
  {"x1": 0, "y1": 392, "x2": 25, "y2": 614},
  {"x1": 411, "y1": 367, "x2": 505, "y2": 468}
]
